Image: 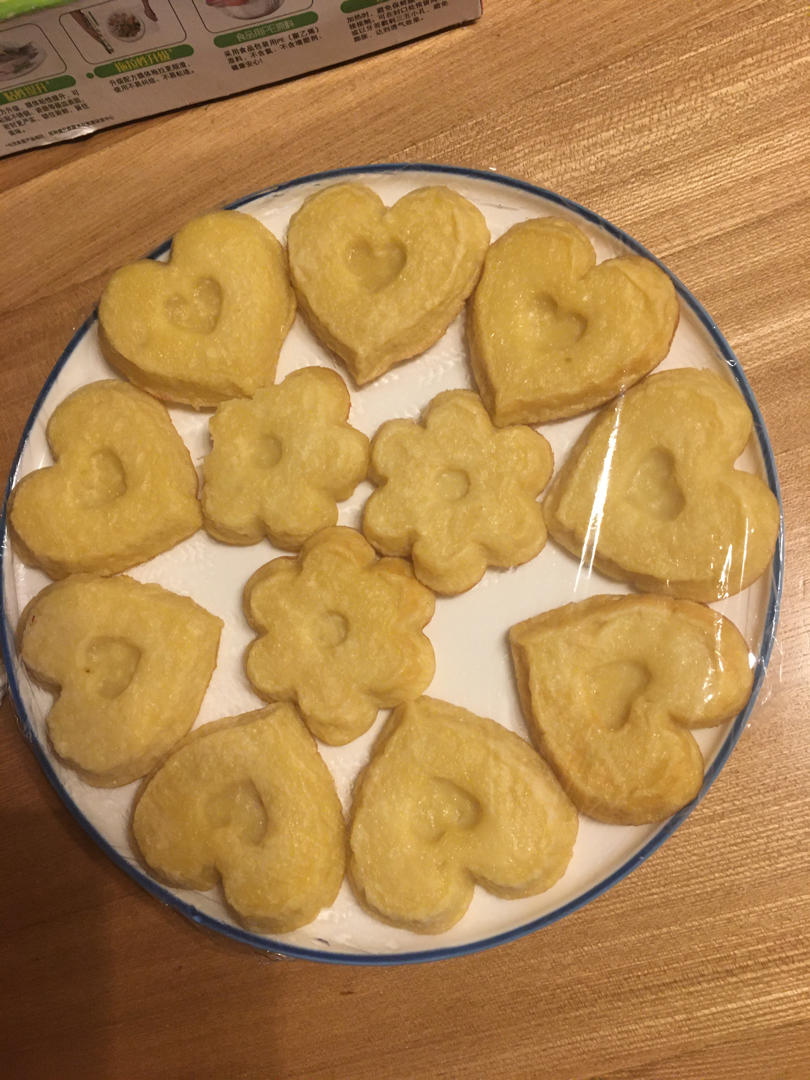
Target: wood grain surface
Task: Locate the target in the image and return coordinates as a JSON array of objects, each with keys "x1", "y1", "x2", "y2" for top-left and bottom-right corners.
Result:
[{"x1": 1, "y1": 2, "x2": 808, "y2": 1077}]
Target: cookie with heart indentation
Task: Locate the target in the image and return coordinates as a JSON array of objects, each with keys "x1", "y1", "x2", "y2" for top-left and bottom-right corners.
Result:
[
  {"x1": 98, "y1": 211, "x2": 295, "y2": 408},
  {"x1": 18, "y1": 575, "x2": 222, "y2": 787},
  {"x1": 543, "y1": 368, "x2": 780, "y2": 601},
  {"x1": 510, "y1": 594, "x2": 754, "y2": 824},
  {"x1": 132, "y1": 704, "x2": 345, "y2": 933},
  {"x1": 286, "y1": 184, "x2": 490, "y2": 385},
  {"x1": 8, "y1": 380, "x2": 202, "y2": 579},
  {"x1": 202, "y1": 367, "x2": 369, "y2": 550},
  {"x1": 362, "y1": 390, "x2": 553, "y2": 595},
  {"x1": 243, "y1": 526, "x2": 435, "y2": 745},
  {"x1": 468, "y1": 216, "x2": 679, "y2": 425},
  {"x1": 348, "y1": 696, "x2": 578, "y2": 933}
]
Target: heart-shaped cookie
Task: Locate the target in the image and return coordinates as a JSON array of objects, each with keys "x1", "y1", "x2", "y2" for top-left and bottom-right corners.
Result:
[
  {"x1": 543, "y1": 368, "x2": 780, "y2": 601},
  {"x1": 468, "y1": 216, "x2": 679, "y2": 424},
  {"x1": 8, "y1": 380, "x2": 202, "y2": 579},
  {"x1": 132, "y1": 704, "x2": 345, "y2": 933},
  {"x1": 348, "y1": 697, "x2": 578, "y2": 933},
  {"x1": 98, "y1": 211, "x2": 295, "y2": 408},
  {"x1": 18, "y1": 575, "x2": 222, "y2": 786},
  {"x1": 510, "y1": 595, "x2": 754, "y2": 824},
  {"x1": 286, "y1": 184, "x2": 490, "y2": 385}
]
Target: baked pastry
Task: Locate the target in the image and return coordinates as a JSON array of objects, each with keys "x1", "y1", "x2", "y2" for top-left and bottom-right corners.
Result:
[
  {"x1": 8, "y1": 380, "x2": 201, "y2": 579},
  {"x1": 243, "y1": 526, "x2": 435, "y2": 745},
  {"x1": 543, "y1": 368, "x2": 780, "y2": 601},
  {"x1": 509, "y1": 594, "x2": 754, "y2": 824},
  {"x1": 348, "y1": 696, "x2": 578, "y2": 933},
  {"x1": 18, "y1": 574, "x2": 222, "y2": 787},
  {"x1": 362, "y1": 390, "x2": 553, "y2": 595},
  {"x1": 132, "y1": 704, "x2": 345, "y2": 933},
  {"x1": 98, "y1": 211, "x2": 295, "y2": 408},
  {"x1": 286, "y1": 183, "x2": 490, "y2": 385},
  {"x1": 202, "y1": 366, "x2": 369, "y2": 549},
  {"x1": 468, "y1": 216, "x2": 679, "y2": 424}
]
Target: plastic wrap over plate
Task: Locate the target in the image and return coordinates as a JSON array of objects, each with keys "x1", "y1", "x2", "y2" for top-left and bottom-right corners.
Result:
[{"x1": 0, "y1": 164, "x2": 783, "y2": 965}]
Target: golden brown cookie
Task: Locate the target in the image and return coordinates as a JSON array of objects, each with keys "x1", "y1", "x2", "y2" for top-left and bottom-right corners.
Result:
[
  {"x1": 362, "y1": 390, "x2": 553, "y2": 595},
  {"x1": 543, "y1": 368, "x2": 780, "y2": 601},
  {"x1": 468, "y1": 216, "x2": 679, "y2": 424},
  {"x1": 243, "y1": 526, "x2": 435, "y2": 745},
  {"x1": 286, "y1": 183, "x2": 490, "y2": 385},
  {"x1": 132, "y1": 704, "x2": 345, "y2": 934},
  {"x1": 348, "y1": 697, "x2": 578, "y2": 933},
  {"x1": 201, "y1": 367, "x2": 370, "y2": 549},
  {"x1": 18, "y1": 575, "x2": 222, "y2": 787},
  {"x1": 509, "y1": 594, "x2": 754, "y2": 824},
  {"x1": 8, "y1": 380, "x2": 201, "y2": 579},
  {"x1": 98, "y1": 211, "x2": 295, "y2": 408}
]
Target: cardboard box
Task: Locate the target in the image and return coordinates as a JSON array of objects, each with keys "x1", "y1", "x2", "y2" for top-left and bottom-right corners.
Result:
[{"x1": 0, "y1": 0, "x2": 481, "y2": 156}]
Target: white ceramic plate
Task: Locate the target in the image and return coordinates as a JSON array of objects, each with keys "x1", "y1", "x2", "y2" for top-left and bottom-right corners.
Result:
[{"x1": 0, "y1": 165, "x2": 783, "y2": 965}]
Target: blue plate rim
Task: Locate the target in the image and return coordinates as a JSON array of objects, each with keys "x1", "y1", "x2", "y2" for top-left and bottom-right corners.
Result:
[{"x1": 0, "y1": 161, "x2": 784, "y2": 966}]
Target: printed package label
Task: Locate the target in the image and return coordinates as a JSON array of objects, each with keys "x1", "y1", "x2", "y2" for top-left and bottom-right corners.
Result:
[{"x1": 0, "y1": 0, "x2": 482, "y2": 155}]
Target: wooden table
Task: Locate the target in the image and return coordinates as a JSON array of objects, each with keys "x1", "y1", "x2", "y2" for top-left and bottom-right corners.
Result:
[{"x1": 1, "y1": 2, "x2": 808, "y2": 1077}]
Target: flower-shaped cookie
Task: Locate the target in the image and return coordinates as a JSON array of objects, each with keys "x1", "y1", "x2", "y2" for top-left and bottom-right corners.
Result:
[
  {"x1": 202, "y1": 367, "x2": 370, "y2": 549},
  {"x1": 243, "y1": 527, "x2": 435, "y2": 745},
  {"x1": 362, "y1": 390, "x2": 554, "y2": 595}
]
